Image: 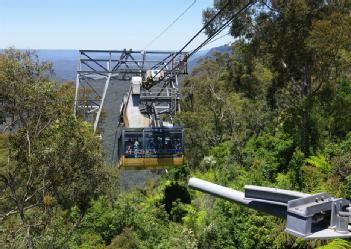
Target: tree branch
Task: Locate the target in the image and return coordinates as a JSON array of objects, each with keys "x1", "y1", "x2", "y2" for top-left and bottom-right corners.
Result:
[{"x1": 0, "y1": 204, "x2": 38, "y2": 222}]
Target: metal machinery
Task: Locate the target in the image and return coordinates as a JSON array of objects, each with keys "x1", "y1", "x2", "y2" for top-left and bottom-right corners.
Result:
[
  {"x1": 188, "y1": 178, "x2": 351, "y2": 240},
  {"x1": 74, "y1": 49, "x2": 188, "y2": 169}
]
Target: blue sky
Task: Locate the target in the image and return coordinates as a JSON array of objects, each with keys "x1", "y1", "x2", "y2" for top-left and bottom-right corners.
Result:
[{"x1": 0, "y1": 0, "x2": 232, "y2": 50}]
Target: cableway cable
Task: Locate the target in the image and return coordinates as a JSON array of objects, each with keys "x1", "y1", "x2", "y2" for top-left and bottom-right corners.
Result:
[
  {"x1": 152, "y1": 0, "x2": 255, "y2": 81},
  {"x1": 151, "y1": 0, "x2": 234, "y2": 80},
  {"x1": 205, "y1": 32, "x2": 231, "y2": 46},
  {"x1": 152, "y1": 0, "x2": 254, "y2": 105},
  {"x1": 143, "y1": 0, "x2": 197, "y2": 50},
  {"x1": 188, "y1": 0, "x2": 254, "y2": 58}
]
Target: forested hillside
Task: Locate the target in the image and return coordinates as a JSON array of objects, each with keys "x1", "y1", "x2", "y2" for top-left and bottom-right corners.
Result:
[{"x1": 1, "y1": 0, "x2": 351, "y2": 248}]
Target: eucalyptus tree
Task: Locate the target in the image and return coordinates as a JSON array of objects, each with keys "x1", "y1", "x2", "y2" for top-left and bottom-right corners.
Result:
[
  {"x1": 0, "y1": 49, "x2": 107, "y2": 249},
  {"x1": 203, "y1": 0, "x2": 351, "y2": 154}
]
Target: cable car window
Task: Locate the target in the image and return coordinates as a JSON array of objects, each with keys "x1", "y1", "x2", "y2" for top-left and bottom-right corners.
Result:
[
  {"x1": 167, "y1": 132, "x2": 183, "y2": 156},
  {"x1": 144, "y1": 131, "x2": 162, "y2": 158},
  {"x1": 124, "y1": 131, "x2": 143, "y2": 158},
  {"x1": 144, "y1": 129, "x2": 183, "y2": 158},
  {"x1": 170, "y1": 132, "x2": 183, "y2": 155}
]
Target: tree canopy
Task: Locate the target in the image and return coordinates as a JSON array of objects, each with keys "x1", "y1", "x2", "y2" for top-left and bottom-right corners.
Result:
[
  {"x1": 1, "y1": 0, "x2": 351, "y2": 248},
  {"x1": 0, "y1": 49, "x2": 107, "y2": 249}
]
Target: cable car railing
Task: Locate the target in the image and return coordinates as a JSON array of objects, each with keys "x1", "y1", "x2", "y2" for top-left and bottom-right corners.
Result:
[
  {"x1": 140, "y1": 87, "x2": 179, "y2": 101},
  {"x1": 125, "y1": 148, "x2": 183, "y2": 158}
]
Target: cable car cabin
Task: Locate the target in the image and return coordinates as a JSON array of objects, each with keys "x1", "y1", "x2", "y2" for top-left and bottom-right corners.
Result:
[{"x1": 117, "y1": 127, "x2": 184, "y2": 169}]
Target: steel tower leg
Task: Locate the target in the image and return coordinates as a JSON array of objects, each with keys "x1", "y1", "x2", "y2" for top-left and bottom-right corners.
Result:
[
  {"x1": 93, "y1": 73, "x2": 111, "y2": 132},
  {"x1": 74, "y1": 73, "x2": 80, "y2": 117}
]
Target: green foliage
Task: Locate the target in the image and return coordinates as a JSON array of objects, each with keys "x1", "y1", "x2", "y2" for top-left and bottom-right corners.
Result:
[
  {"x1": 288, "y1": 149, "x2": 305, "y2": 190},
  {"x1": 161, "y1": 182, "x2": 191, "y2": 222},
  {"x1": 243, "y1": 131, "x2": 294, "y2": 182},
  {"x1": 107, "y1": 228, "x2": 140, "y2": 249},
  {"x1": 0, "y1": 49, "x2": 107, "y2": 248},
  {"x1": 0, "y1": 134, "x2": 8, "y2": 163},
  {"x1": 329, "y1": 79, "x2": 351, "y2": 138},
  {"x1": 275, "y1": 173, "x2": 293, "y2": 190},
  {"x1": 169, "y1": 1, "x2": 351, "y2": 247},
  {"x1": 305, "y1": 154, "x2": 333, "y2": 176},
  {"x1": 316, "y1": 239, "x2": 351, "y2": 249},
  {"x1": 198, "y1": 200, "x2": 279, "y2": 249},
  {"x1": 81, "y1": 196, "x2": 135, "y2": 243},
  {"x1": 2, "y1": 0, "x2": 351, "y2": 247},
  {"x1": 344, "y1": 176, "x2": 351, "y2": 201},
  {"x1": 76, "y1": 233, "x2": 105, "y2": 249},
  {"x1": 177, "y1": 50, "x2": 272, "y2": 167},
  {"x1": 203, "y1": 0, "x2": 351, "y2": 155}
]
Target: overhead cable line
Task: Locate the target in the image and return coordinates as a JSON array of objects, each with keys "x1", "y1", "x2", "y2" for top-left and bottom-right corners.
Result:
[
  {"x1": 143, "y1": 0, "x2": 197, "y2": 50},
  {"x1": 205, "y1": 32, "x2": 231, "y2": 46},
  {"x1": 151, "y1": 0, "x2": 254, "y2": 103},
  {"x1": 188, "y1": 0, "x2": 254, "y2": 58},
  {"x1": 152, "y1": 0, "x2": 255, "y2": 80}
]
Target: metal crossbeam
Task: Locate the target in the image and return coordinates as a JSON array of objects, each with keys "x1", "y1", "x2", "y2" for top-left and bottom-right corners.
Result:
[
  {"x1": 77, "y1": 49, "x2": 188, "y2": 75},
  {"x1": 74, "y1": 49, "x2": 188, "y2": 132}
]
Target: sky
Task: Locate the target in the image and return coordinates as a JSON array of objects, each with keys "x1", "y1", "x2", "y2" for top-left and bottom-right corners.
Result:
[{"x1": 0, "y1": 0, "x2": 233, "y2": 51}]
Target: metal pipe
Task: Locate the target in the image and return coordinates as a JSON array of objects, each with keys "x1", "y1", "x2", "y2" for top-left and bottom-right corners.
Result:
[
  {"x1": 188, "y1": 178, "x2": 249, "y2": 205},
  {"x1": 188, "y1": 178, "x2": 287, "y2": 218}
]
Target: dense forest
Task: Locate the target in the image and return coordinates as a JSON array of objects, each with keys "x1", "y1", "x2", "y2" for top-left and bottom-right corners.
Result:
[{"x1": 1, "y1": 0, "x2": 351, "y2": 248}]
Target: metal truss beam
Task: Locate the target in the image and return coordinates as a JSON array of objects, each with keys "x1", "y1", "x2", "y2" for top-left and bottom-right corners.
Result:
[
  {"x1": 75, "y1": 49, "x2": 188, "y2": 132},
  {"x1": 78, "y1": 49, "x2": 188, "y2": 75}
]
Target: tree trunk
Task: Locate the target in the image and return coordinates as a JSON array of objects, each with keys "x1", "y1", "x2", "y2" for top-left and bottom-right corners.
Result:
[
  {"x1": 301, "y1": 66, "x2": 312, "y2": 156},
  {"x1": 26, "y1": 225, "x2": 34, "y2": 249}
]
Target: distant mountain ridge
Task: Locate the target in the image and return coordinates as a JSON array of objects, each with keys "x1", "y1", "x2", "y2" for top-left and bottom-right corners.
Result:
[
  {"x1": 188, "y1": 44, "x2": 231, "y2": 72},
  {"x1": 1, "y1": 45, "x2": 232, "y2": 81}
]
